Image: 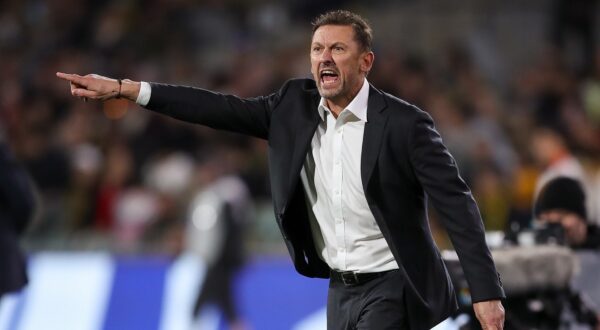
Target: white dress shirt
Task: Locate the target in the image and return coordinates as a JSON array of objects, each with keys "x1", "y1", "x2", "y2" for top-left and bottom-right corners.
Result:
[
  {"x1": 136, "y1": 81, "x2": 152, "y2": 106},
  {"x1": 136, "y1": 79, "x2": 398, "y2": 272},
  {"x1": 300, "y1": 79, "x2": 398, "y2": 273}
]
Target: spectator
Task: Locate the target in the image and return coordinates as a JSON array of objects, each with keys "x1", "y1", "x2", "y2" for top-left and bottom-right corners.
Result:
[
  {"x1": 0, "y1": 140, "x2": 36, "y2": 298},
  {"x1": 186, "y1": 150, "x2": 252, "y2": 330},
  {"x1": 534, "y1": 176, "x2": 599, "y2": 249},
  {"x1": 530, "y1": 126, "x2": 587, "y2": 196}
]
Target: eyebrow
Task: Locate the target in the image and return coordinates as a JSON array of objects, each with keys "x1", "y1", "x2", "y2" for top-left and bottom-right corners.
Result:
[{"x1": 311, "y1": 42, "x2": 349, "y2": 48}]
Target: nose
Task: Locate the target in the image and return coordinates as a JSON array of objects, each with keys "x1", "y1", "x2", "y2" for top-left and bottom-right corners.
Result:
[{"x1": 320, "y1": 48, "x2": 333, "y2": 63}]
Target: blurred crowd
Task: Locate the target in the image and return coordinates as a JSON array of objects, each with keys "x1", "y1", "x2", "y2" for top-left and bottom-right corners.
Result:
[{"x1": 1, "y1": 0, "x2": 600, "y2": 254}]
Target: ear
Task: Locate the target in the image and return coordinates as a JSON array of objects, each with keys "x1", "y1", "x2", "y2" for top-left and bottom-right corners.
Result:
[{"x1": 360, "y1": 51, "x2": 374, "y2": 74}]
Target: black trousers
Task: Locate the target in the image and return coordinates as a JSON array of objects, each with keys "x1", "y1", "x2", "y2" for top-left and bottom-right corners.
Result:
[{"x1": 327, "y1": 270, "x2": 408, "y2": 330}]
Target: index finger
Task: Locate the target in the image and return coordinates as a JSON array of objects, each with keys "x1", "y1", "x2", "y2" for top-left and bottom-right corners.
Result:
[{"x1": 56, "y1": 72, "x2": 87, "y2": 87}]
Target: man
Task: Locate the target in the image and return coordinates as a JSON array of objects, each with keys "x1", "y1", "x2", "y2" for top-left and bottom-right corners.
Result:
[
  {"x1": 57, "y1": 10, "x2": 505, "y2": 329},
  {"x1": 0, "y1": 141, "x2": 35, "y2": 298},
  {"x1": 530, "y1": 126, "x2": 586, "y2": 197},
  {"x1": 535, "y1": 176, "x2": 600, "y2": 249},
  {"x1": 186, "y1": 150, "x2": 251, "y2": 329},
  {"x1": 529, "y1": 126, "x2": 597, "y2": 225},
  {"x1": 533, "y1": 177, "x2": 600, "y2": 329}
]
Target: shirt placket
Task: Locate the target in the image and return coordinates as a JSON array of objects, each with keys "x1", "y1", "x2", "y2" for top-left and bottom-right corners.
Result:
[{"x1": 332, "y1": 116, "x2": 346, "y2": 269}]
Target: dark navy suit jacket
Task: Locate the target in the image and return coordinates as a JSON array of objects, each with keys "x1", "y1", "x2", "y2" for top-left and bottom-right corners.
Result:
[{"x1": 144, "y1": 79, "x2": 505, "y2": 330}]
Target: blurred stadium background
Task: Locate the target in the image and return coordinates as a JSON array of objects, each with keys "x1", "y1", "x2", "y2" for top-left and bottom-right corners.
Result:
[{"x1": 1, "y1": 0, "x2": 600, "y2": 329}]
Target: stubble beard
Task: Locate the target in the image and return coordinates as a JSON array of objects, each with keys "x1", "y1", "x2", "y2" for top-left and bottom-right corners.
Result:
[{"x1": 317, "y1": 79, "x2": 346, "y2": 101}]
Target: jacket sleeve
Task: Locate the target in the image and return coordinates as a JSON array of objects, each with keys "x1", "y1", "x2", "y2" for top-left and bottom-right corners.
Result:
[
  {"x1": 144, "y1": 80, "x2": 292, "y2": 140},
  {"x1": 0, "y1": 143, "x2": 35, "y2": 235},
  {"x1": 408, "y1": 110, "x2": 505, "y2": 303}
]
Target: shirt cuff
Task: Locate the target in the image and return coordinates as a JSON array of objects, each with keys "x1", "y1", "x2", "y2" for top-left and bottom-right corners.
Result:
[{"x1": 136, "y1": 81, "x2": 151, "y2": 106}]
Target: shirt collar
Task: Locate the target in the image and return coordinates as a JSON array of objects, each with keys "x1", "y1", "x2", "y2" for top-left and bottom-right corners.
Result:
[{"x1": 318, "y1": 78, "x2": 370, "y2": 122}]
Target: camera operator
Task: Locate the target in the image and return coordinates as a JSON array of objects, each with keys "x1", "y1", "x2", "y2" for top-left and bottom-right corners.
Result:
[
  {"x1": 444, "y1": 177, "x2": 600, "y2": 328},
  {"x1": 533, "y1": 176, "x2": 600, "y2": 329},
  {"x1": 534, "y1": 176, "x2": 600, "y2": 250}
]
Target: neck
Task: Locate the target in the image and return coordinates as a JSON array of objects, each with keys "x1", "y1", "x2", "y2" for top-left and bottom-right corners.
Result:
[{"x1": 325, "y1": 98, "x2": 351, "y2": 118}]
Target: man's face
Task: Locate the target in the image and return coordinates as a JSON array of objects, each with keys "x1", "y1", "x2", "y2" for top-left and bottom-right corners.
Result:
[
  {"x1": 310, "y1": 25, "x2": 373, "y2": 103},
  {"x1": 539, "y1": 210, "x2": 588, "y2": 245}
]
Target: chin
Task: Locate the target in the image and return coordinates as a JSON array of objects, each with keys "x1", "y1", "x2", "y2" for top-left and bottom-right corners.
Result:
[
  {"x1": 317, "y1": 85, "x2": 344, "y2": 100},
  {"x1": 319, "y1": 90, "x2": 339, "y2": 99}
]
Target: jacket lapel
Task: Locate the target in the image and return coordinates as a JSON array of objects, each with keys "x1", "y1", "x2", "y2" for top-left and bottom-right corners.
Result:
[
  {"x1": 283, "y1": 91, "x2": 320, "y2": 212},
  {"x1": 361, "y1": 85, "x2": 388, "y2": 190},
  {"x1": 281, "y1": 85, "x2": 387, "y2": 212}
]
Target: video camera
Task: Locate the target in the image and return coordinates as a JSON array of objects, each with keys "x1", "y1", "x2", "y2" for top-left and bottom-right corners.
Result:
[
  {"x1": 443, "y1": 245, "x2": 598, "y2": 329},
  {"x1": 534, "y1": 222, "x2": 566, "y2": 246}
]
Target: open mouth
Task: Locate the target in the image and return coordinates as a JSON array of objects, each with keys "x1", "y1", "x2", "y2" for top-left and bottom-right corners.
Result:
[{"x1": 320, "y1": 69, "x2": 339, "y2": 87}]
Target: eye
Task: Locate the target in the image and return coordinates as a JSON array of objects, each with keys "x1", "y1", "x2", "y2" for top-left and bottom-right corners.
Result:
[
  {"x1": 312, "y1": 46, "x2": 322, "y2": 53},
  {"x1": 333, "y1": 46, "x2": 344, "y2": 52}
]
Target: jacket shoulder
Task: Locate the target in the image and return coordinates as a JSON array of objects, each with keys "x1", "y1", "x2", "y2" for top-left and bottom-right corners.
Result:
[
  {"x1": 379, "y1": 89, "x2": 430, "y2": 121},
  {"x1": 279, "y1": 78, "x2": 317, "y2": 94},
  {"x1": 269, "y1": 78, "x2": 318, "y2": 113}
]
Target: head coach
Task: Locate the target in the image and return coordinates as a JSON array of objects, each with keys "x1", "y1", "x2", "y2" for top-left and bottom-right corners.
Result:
[{"x1": 57, "y1": 10, "x2": 505, "y2": 330}]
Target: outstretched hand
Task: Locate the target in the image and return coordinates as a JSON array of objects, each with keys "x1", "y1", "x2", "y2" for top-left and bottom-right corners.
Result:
[
  {"x1": 56, "y1": 72, "x2": 140, "y2": 102},
  {"x1": 473, "y1": 300, "x2": 505, "y2": 329}
]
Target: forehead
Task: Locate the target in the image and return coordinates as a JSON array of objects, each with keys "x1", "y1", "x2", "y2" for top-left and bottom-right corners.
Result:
[{"x1": 311, "y1": 24, "x2": 356, "y2": 45}]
